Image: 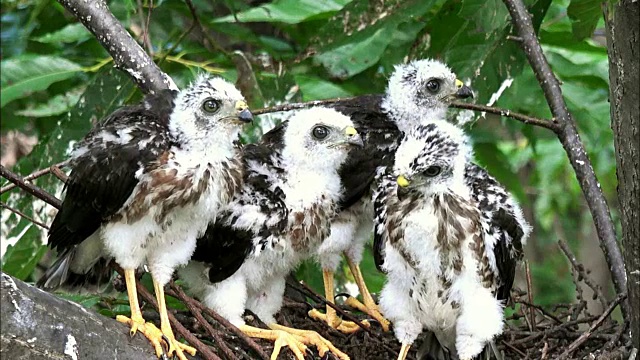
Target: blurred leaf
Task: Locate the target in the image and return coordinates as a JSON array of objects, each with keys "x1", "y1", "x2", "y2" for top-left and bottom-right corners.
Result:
[
  {"x1": 213, "y1": 0, "x2": 351, "y2": 24},
  {"x1": 1, "y1": 55, "x2": 82, "y2": 107},
  {"x1": 311, "y1": 0, "x2": 440, "y2": 79},
  {"x1": 457, "y1": 0, "x2": 507, "y2": 32},
  {"x1": 1, "y1": 222, "x2": 48, "y2": 280},
  {"x1": 16, "y1": 87, "x2": 84, "y2": 117},
  {"x1": 57, "y1": 293, "x2": 104, "y2": 309},
  {"x1": 33, "y1": 23, "x2": 91, "y2": 44},
  {"x1": 295, "y1": 74, "x2": 353, "y2": 101},
  {"x1": 296, "y1": 260, "x2": 325, "y2": 295},
  {"x1": 567, "y1": 0, "x2": 601, "y2": 40}
]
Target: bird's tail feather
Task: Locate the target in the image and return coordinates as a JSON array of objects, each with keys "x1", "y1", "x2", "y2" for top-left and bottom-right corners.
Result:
[
  {"x1": 416, "y1": 332, "x2": 453, "y2": 360},
  {"x1": 37, "y1": 248, "x2": 113, "y2": 291},
  {"x1": 37, "y1": 248, "x2": 75, "y2": 290}
]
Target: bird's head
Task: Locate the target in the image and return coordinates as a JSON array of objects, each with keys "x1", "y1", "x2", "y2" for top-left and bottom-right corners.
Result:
[
  {"x1": 170, "y1": 74, "x2": 253, "y2": 149},
  {"x1": 393, "y1": 121, "x2": 469, "y2": 196},
  {"x1": 383, "y1": 59, "x2": 473, "y2": 133},
  {"x1": 282, "y1": 107, "x2": 363, "y2": 171}
]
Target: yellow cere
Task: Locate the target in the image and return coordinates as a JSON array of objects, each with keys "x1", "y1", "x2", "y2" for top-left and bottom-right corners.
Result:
[
  {"x1": 345, "y1": 126, "x2": 358, "y2": 136},
  {"x1": 397, "y1": 175, "x2": 410, "y2": 187},
  {"x1": 235, "y1": 100, "x2": 248, "y2": 110},
  {"x1": 455, "y1": 79, "x2": 464, "y2": 89}
]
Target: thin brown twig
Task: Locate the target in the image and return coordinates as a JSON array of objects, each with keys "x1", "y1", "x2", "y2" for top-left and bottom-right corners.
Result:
[
  {"x1": 502, "y1": 0, "x2": 628, "y2": 320},
  {"x1": 501, "y1": 339, "x2": 527, "y2": 358},
  {"x1": 514, "y1": 300, "x2": 563, "y2": 324},
  {"x1": 50, "y1": 165, "x2": 69, "y2": 183},
  {"x1": 169, "y1": 283, "x2": 270, "y2": 360},
  {"x1": 170, "y1": 283, "x2": 237, "y2": 360},
  {"x1": 0, "y1": 202, "x2": 50, "y2": 229},
  {"x1": 145, "y1": 0, "x2": 154, "y2": 54},
  {"x1": 557, "y1": 293, "x2": 627, "y2": 359},
  {"x1": 450, "y1": 101, "x2": 559, "y2": 131},
  {"x1": 251, "y1": 96, "x2": 559, "y2": 132},
  {"x1": 0, "y1": 165, "x2": 62, "y2": 209},
  {"x1": 525, "y1": 261, "x2": 537, "y2": 330},
  {"x1": 0, "y1": 161, "x2": 68, "y2": 194},
  {"x1": 136, "y1": 0, "x2": 153, "y2": 55},
  {"x1": 183, "y1": 0, "x2": 229, "y2": 57},
  {"x1": 558, "y1": 239, "x2": 609, "y2": 311}
]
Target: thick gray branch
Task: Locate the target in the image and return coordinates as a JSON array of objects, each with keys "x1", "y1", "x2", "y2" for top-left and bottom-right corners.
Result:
[
  {"x1": 1, "y1": 273, "x2": 157, "y2": 360},
  {"x1": 605, "y1": 0, "x2": 640, "y2": 348},
  {"x1": 502, "y1": 0, "x2": 629, "y2": 320},
  {"x1": 57, "y1": 0, "x2": 176, "y2": 94}
]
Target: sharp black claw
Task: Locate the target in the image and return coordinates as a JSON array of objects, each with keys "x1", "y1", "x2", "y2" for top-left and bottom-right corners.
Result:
[
  {"x1": 161, "y1": 334, "x2": 171, "y2": 351},
  {"x1": 334, "y1": 292, "x2": 351, "y2": 300}
]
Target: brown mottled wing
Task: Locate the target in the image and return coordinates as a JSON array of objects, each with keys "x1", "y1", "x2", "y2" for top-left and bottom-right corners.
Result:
[
  {"x1": 47, "y1": 91, "x2": 176, "y2": 253},
  {"x1": 465, "y1": 163, "x2": 526, "y2": 301}
]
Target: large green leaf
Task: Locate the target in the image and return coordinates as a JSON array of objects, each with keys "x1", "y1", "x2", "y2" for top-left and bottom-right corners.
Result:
[
  {"x1": 15, "y1": 87, "x2": 84, "y2": 117},
  {"x1": 1, "y1": 55, "x2": 82, "y2": 107},
  {"x1": 33, "y1": 23, "x2": 92, "y2": 44},
  {"x1": 567, "y1": 0, "x2": 602, "y2": 40},
  {"x1": 295, "y1": 74, "x2": 354, "y2": 101},
  {"x1": 1, "y1": 67, "x2": 136, "y2": 280},
  {"x1": 213, "y1": 0, "x2": 351, "y2": 24},
  {"x1": 310, "y1": 0, "x2": 442, "y2": 79}
]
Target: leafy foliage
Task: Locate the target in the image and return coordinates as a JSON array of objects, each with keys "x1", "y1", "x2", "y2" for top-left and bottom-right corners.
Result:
[{"x1": 0, "y1": 0, "x2": 616, "y2": 311}]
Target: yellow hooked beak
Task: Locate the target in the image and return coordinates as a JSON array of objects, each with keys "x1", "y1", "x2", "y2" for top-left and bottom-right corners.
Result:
[
  {"x1": 454, "y1": 79, "x2": 474, "y2": 99},
  {"x1": 235, "y1": 100, "x2": 253, "y2": 123},
  {"x1": 397, "y1": 175, "x2": 410, "y2": 187},
  {"x1": 344, "y1": 126, "x2": 364, "y2": 147}
]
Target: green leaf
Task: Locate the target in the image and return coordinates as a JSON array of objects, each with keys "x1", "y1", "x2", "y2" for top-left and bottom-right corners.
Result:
[
  {"x1": 33, "y1": 23, "x2": 92, "y2": 44},
  {"x1": 1, "y1": 55, "x2": 83, "y2": 107},
  {"x1": 295, "y1": 74, "x2": 354, "y2": 101},
  {"x1": 312, "y1": 0, "x2": 441, "y2": 79},
  {"x1": 213, "y1": 0, "x2": 351, "y2": 24},
  {"x1": 15, "y1": 87, "x2": 84, "y2": 117},
  {"x1": 567, "y1": 0, "x2": 602, "y2": 40},
  {"x1": 1, "y1": 221, "x2": 49, "y2": 281},
  {"x1": 458, "y1": 0, "x2": 508, "y2": 32}
]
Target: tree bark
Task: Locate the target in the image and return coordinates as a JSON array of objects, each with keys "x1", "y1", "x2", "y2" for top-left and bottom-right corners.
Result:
[
  {"x1": 0, "y1": 272, "x2": 157, "y2": 360},
  {"x1": 605, "y1": 0, "x2": 640, "y2": 349}
]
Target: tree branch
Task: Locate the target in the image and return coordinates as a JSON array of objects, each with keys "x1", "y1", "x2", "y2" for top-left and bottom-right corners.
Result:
[
  {"x1": 57, "y1": 0, "x2": 176, "y2": 94},
  {"x1": 557, "y1": 292, "x2": 627, "y2": 359},
  {"x1": 0, "y1": 202, "x2": 50, "y2": 229},
  {"x1": 450, "y1": 101, "x2": 559, "y2": 132},
  {"x1": 0, "y1": 161, "x2": 67, "y2": 194},
  {"x1": 0, "y1": 165, "x2": 62, "y2": 209},
  {"x1": 502, "y1": 0, "x2": 629, "y2": 319},
  {"x1": 253, "y1": 97, "x2": 559, "y2": 131},
  {"x1": 1, "y1": 273, "x2": 157, "y2": 360}
]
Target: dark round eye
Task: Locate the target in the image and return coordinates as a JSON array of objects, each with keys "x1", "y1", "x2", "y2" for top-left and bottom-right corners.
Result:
[
  {"x1": 312, "y1": 125, "x2": 329, "y2": 140},
  {"x1": 424, "y1": 166, "x2": 441, "y2": 177},
  {"x1": 426, "y1": 79, "x2": 441, "y2": 93},
  {"x1": 202, "y1": 98, "x2": 220, "y2": 113}
]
